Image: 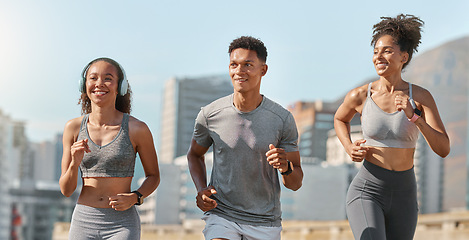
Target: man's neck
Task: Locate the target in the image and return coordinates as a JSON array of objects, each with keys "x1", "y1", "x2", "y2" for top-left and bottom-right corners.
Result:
[{"x1": 233, "y1": 92, "x2": 263, "y2": 112}]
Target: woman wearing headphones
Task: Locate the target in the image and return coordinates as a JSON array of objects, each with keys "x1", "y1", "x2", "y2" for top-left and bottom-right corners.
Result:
[{"x1": 59, "y1": 57, "x2": 160, "y2": 239}]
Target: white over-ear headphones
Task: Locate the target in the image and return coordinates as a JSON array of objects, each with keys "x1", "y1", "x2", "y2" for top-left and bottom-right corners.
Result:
[{"x1": 79, "y1": 58, "x2": 129, "y2": 96}]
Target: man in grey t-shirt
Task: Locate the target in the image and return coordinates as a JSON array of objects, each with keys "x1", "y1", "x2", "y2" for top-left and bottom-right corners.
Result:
[{"x1": 187, "y1": 36, "x2": 303, "y2": 240}]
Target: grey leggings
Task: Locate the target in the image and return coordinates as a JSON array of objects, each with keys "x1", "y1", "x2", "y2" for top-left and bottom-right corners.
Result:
[
  {"x1": 69, "y1": 204, "x2": 141, "y2": 240},
  {"x1": 346, "y1": 160, "x2": 418, "y2": 240}
]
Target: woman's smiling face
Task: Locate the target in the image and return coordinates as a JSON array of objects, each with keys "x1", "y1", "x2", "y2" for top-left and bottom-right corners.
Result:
[{"x1": 372, "y1": 34, "x2": 408, "y2": 77}]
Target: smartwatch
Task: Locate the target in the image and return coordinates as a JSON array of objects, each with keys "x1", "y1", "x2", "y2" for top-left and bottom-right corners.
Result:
[
  {"x1": 408, "y1": 108, "x2": 422, "y2": 123},
  {"x1": 281, "y1": 160, "x2": 293, "y2": 176},
  {"x1": 132, "y1": 191, "x2": 144, "y2": 205}
]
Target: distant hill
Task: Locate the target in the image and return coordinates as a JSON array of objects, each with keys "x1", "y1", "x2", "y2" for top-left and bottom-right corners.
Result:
[{"x1": 403, "y1": 36, "x2": 469, "y2": 211}]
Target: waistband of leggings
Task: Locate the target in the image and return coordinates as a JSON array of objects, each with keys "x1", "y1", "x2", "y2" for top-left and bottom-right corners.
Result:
[
  {"x1": 359, "y1": 160, "x2": 416, "y2": 189},
  {"x1": 74, "y1": 204, "x2": 137, "y2": 216}
]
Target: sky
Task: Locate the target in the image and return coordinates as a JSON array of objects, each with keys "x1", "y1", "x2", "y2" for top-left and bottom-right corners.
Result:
[{"x1": 1, "y1": 0, "x2": 468, "y2": 146}]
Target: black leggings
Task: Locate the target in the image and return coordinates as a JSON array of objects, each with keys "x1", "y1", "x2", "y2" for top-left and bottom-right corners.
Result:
[{"x1": 346, "y1": 160, "x2": 418, "y2": 240}]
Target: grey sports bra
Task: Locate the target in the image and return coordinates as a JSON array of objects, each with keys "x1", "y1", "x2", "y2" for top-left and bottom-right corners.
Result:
[
  {"x1": 361, "y1": 82, "x2": 419, "y2": 148},
  {"x1": 77, "y1": 113, "x2": 136, "y2": 177}
]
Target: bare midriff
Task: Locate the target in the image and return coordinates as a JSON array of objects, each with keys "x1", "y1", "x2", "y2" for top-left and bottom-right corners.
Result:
[
  {"x1": 365, "y1": 146, "x2": 415, "y2": 171},
  {"x1": 77, "y1": 177, "x2": 133, "y2": 208}
]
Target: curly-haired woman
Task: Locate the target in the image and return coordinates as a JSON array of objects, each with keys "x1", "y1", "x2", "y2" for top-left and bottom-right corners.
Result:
[
  {"x1": 59, "y1": 57, "x2": 160, "y2": 239},
  {"x1": 334, "y1": 14, "x2": 450, "y2": 239}
]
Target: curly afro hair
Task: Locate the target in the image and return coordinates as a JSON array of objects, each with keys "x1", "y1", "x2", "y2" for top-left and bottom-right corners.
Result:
[
  {"x1": 371, "y1": 14, "x2": 424, "y2": 69},
  {"x1": 228, "y1": 36, "x2": 268, "y2": 63}
]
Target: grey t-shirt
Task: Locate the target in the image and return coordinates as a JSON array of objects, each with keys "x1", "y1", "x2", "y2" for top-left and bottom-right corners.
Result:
[{"x1": 193, "y1": 94, "x2": 299, "y2": 227}]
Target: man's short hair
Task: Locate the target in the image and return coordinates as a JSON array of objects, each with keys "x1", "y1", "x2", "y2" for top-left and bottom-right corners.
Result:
[{"x1": 228, "y1": 36, "x2": 267, "y2": 63}]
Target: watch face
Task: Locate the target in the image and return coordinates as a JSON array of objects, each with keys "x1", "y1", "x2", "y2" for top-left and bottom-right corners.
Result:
[{"x1": 414, "y1": 108, "x2": 422, "y2": 116}]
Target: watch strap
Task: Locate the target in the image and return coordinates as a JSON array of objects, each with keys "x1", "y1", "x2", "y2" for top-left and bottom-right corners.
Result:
[
  {"x1": 408, "y1": 113, "x2": 420, "y2": 123},
  {"x1": 132, "y1": 191, "x2": 143, "y2": 205},
  {"x1": 281, "y1": 160, "x2": 293, "y2": 176}
]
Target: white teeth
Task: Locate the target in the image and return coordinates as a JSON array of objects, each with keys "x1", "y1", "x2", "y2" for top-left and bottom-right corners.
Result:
[
  {"x1": 377, "y1": 63, "x2": 388, "y2": 68},
  {"x1": 94, "y1": 91, "x2": 107, "y2": 95}
]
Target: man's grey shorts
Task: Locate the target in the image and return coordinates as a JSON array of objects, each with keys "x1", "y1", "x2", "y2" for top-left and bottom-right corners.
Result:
[{"x1": 202, "y1": 213, "x2": 282, "y2": 240}]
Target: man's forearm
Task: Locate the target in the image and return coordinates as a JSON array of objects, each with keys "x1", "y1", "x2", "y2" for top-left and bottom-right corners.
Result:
[{"x1": 188, "y1": 154, "x2": 209, "y2": 192}]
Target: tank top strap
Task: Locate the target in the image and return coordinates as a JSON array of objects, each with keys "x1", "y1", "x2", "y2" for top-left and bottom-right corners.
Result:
[
  {"x1": 408, "y1": 82, "x2": 416, "y2": 109},
  {"x1": 367, "y1": 82, "x2": 372, "y2": 97},
  {"x1": 80, "y1": 114, "x2": 89, "y2": 131},
  {"x1": 122, "y1": 113, "x2": 130, "y2": 132}
]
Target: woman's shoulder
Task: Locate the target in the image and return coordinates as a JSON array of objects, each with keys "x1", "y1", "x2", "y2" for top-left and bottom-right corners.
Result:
[
  {"x1": 344, "y1": 82, "x2": 369, "y2": 106},
  {"x1": 411, "y1": 83, "x2": 430, "y2": 95},
  {"x1": 127, "y1": 115, "x2": 154, "y2": 146},
  {"x1": 411, "y1": 83, "x2": 433, "y2": 103},
  {"x1": 64, "y1": 116, "x2": 85, "y2": 131},
  {"x1": 63, "y1": 116, "x2": 85, "y2": 141},
  {"x1": 128, "y1": 115, "x2": 151, "y2": 133}
]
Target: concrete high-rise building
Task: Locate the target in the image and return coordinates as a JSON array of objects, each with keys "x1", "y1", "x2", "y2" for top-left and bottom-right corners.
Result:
[
  {"x1": 288, "y1": 100, "x2": 343, "y2": 160},
  {"x1": 31, "y1": 141, "x2": 56, "y2": 181},
  {"x1": 12, "y1": 122, "x2": 30, "y2": 181},
  {"x1": 159, "y1": 75, "x2": 233, "y2": 164}
]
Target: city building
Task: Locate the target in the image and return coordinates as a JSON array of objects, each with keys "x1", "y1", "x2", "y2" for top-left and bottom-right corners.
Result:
[
  {"x1": 139, "y1": 163, "x2": 183, "y2": 225},
  {"x1": 31, "y1": 141, "x2": 56, "y2": 182},
  {"x1": 9, "y1": 181, "x2": 77, "y2": 240},
  {"x1": 0, "y1": 109, "x2": 28, "y2": 240},
  {"x1": 0, "y1": 108, "x2": 78, "y2": 240},
  {"x1": 139, "y1": 154, "x2": 213, "y2": 225},
  {"x1": 288, "y1": 100, "x2": 342, "y2": 160},
  {"x1": 0, "y1": 110, "x2": 12, "y2": 239},
  {"x1": 326, "y1": 125, "x2": 363, "y2": 168},
  {"x1": 282, "y1": 159, "x2": 350, "y2": 221},
  {"x1": 158, "y1": 75, "x2": 233, "y2": 164}
]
